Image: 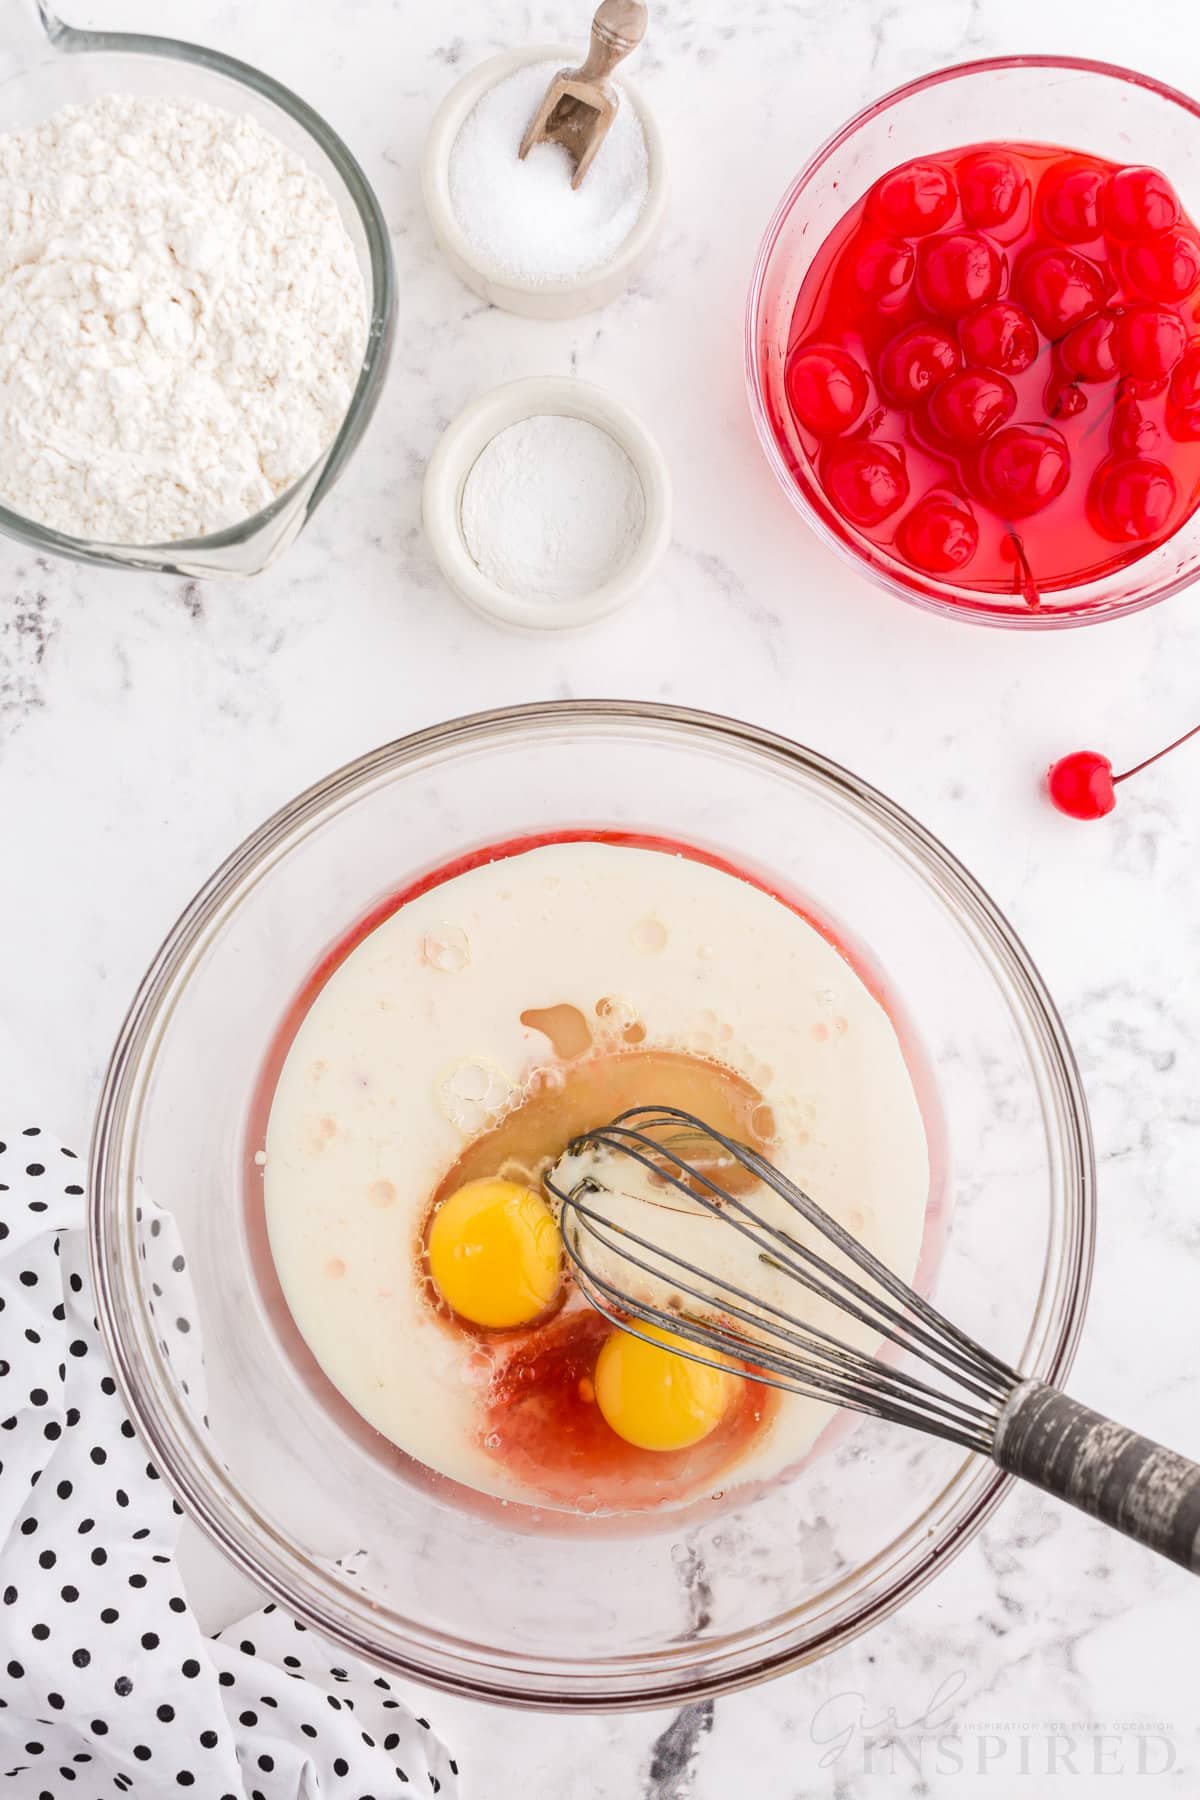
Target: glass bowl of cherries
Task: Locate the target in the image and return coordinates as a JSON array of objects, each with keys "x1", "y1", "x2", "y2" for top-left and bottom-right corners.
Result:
[{"x1": 747, "y1": 57, "x2": 1200, "y2": 626}]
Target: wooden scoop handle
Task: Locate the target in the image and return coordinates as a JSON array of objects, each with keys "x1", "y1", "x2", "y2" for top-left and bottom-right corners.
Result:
[{"x1": 574, "y1": 0, "x2": 648, "y2": 83}]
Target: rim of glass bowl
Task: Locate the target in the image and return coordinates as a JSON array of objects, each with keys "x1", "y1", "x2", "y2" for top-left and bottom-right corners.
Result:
[
  {"x1": 745, "y1": 54, "x2": 1200, "y2": 630},
  {"x1": 0, "y1": 6, "x2": 396, "y2": 572},
  {"x1": 90, "y1": 700, "x2": 1096, "y2": 1709}
]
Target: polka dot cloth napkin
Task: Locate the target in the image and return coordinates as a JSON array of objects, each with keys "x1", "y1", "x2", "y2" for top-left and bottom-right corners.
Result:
[{"x1": 0, "y1": 1127, "x2": 460, "y2": 1800}]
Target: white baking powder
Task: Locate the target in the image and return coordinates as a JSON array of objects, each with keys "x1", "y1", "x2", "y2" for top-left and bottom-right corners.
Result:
[
  {"x1": 448, "y1": 61, "x2": 649, "y2": 285},
  {"x1": 460, "y1": 414, "x2": 645, "y2": 604},
  {"x1": 0, "y1": 95, "x2": 368, "y2": 544}
]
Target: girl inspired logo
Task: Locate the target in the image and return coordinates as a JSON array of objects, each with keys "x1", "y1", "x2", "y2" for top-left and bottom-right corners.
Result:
[{"x1": 811, "y1": 1674, "x2": 1177, "y2": 1779}]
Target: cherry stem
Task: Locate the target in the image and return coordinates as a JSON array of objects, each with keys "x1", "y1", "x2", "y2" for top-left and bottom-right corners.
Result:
[
  {"x1": 1007, "y1": 527, "x2": 1042, "y2": 611},
  {"x1": 1114, "y1": 721, "x2": 1200, "y2": 785}
]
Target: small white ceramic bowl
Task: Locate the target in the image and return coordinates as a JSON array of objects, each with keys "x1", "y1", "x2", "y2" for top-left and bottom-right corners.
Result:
[
  {"x1": 422, "y1": 44, "x2": 667, "y2": 319},
  {"x1": 423, "y1": 376, "x2": 672, "y2": 630}
]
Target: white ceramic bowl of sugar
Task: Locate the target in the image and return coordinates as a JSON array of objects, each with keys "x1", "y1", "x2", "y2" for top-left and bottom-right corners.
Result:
[
  {"x1": 423, "y1": 376, "x2": 672, "y2": 629},
  {"x1": 422, "y1": 44, "x2": 667, "y2": 319}
]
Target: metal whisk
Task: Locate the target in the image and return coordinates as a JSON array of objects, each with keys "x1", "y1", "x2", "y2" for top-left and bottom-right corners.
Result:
[{"x1": 545, "y1": 1106, "x2": 1200, "y2": 1573}]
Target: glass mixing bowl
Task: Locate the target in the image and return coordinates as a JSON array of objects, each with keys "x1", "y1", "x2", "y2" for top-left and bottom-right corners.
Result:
[
  {"x1": 747, "y1": 57, "x2": 1200, "y2": 627},
  {"x1": 0, "y1": 2, "x2": 395, "y2": 576},
  {"x1": 91, "y1": 702, "x2": 1094, "y2": 1708}
]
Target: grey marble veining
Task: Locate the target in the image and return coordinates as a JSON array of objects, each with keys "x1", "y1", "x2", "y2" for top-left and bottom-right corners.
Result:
[{"x1": 3, "y1": 0, "x2": 1200, "y2": 1794}]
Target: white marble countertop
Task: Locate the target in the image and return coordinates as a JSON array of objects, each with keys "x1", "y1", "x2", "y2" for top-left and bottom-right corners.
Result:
[{"x1": 2, "y1": 0, "x2": 1200, "y2": 1793}]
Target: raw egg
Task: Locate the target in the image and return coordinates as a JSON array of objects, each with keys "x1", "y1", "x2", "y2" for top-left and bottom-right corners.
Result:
[
  {"x1": 593, "y1": 1322, "x2": 734, "y2": 1451},
  {"x1": 428, "y1": 1177, "x2": 560, "y2": 1329}
]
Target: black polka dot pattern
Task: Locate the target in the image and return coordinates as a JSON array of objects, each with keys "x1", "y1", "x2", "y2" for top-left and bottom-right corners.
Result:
[{"x1": 0, "y1": 1128, "x2": 458, "y2": 1797}]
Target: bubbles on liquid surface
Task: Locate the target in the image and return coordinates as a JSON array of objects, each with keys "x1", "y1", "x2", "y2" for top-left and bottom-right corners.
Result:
[
  {"x1": 522, "y1": 1066, "x2": 567, "y2": 1107},
  {"x1": 421, "y1": 923, "x2": 471, "y2": 974},
  {"x1": 595, "y1": 994, "x2": 646, "y2": 1045},
  {"x1": 631, "y1": 917, "x2": 668, "y2": 953},
  {"x1": 438, "y1": 1058, "x2": 518, "y2": 1135}
]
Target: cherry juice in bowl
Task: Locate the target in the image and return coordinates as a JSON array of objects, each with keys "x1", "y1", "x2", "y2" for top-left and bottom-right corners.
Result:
[{"x1": 748, "y1": 60, "x2": 1200, "y2": 624}]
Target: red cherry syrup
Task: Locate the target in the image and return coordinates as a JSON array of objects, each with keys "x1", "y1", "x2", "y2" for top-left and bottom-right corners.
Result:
[{"x1": 780, "y1": 143, "x2": 1200, "y2": 600}]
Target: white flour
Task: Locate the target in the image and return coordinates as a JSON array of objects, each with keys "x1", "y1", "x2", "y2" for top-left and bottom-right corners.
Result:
[
  {"x1": 0, "y1": 95, "x2": 368, "y2": 544},
  {"x1": 460, "y1": 414, "x2": 645, "y2": 604},
  {"x1": 448, "y1": 61, "x2": 649, "y2": 284}
]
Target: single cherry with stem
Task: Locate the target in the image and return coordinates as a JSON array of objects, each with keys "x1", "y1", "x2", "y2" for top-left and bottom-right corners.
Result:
[{"x1": 1047, "y1": 722, "x2": 1200, "y2": 819}]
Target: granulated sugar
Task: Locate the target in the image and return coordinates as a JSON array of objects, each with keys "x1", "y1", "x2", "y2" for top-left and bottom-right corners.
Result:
[
  {"x1": 448, "y1": 61, "x2": 649, "y2": 284},
  {"x1": 460, "y1": 414, "x2": 645, "y2": 605}
]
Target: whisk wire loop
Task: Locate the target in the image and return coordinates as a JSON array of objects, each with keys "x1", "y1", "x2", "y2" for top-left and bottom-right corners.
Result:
[
  {"x1": 560, "y1": 1188, "x2": 1003, "y2": 1444},
  {"x1": 545, "y1": 1105, "x2": 1020, "y2": 1455},
  {"x1": 627, "y1": 1109, "x2": 1016, "y2": 1390},
  {"x1": 564, "y1": 1209, "x2": 1007, "y2": 1447},
  {"x1": 546, "y1": 1105, "x2": 1200, "y2": 1576},
  {"x1": 561, "y1": 1110, "x2": 1014, "y2": 1399}
]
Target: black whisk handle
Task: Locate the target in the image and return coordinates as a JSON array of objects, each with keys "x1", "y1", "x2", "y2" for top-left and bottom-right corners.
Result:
[{"x1": 994, "y1": 1380, "x2": 1200, "y2": 1574}]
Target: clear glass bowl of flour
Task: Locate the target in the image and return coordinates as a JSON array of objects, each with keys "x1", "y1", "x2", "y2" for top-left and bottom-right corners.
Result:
[
  {"x1": 91, "y1": 702, "x2": 1094, "y2": 1708},
  {"x1": 0, "y1": 3, "x2": 394, "y2": 576}
]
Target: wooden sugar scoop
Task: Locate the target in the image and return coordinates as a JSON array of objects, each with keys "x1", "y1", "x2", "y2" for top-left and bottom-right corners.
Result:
[{"x1": 519, "y1": 1, "x2": 649, "y2": 191}]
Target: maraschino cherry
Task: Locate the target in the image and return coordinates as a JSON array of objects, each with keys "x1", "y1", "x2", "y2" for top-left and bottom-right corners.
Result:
[
  {"x1": 780, "y1": 142, "x2": 1200, "y2": 604},
  {"x1": 1047, "y1": 723, "x2": 1200, "y2": 818}
]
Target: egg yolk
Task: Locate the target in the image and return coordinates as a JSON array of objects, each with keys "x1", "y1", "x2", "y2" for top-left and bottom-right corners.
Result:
[
  {"x1": 427, "y1": 1177, "x2": 561, "y2": 1329},
  {"x1": 593, "y1": 1322, "x2": 734, "y2": 1451}
]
